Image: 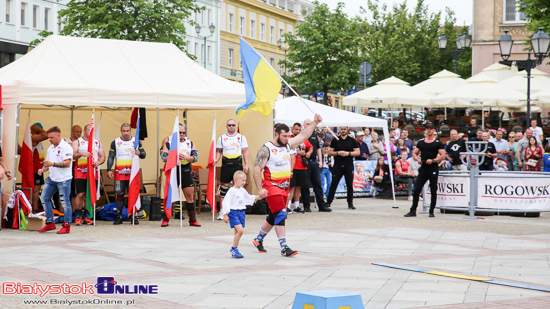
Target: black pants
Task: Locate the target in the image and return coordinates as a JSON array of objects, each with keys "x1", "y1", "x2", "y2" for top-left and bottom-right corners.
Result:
[
  {"x1": 395, "y1": 175, "x2": 413, "y2": 196},
  {"x1": 327, "y1": 163, "x2": 354, "y2": 204},
  {"x1": 410, "y1": 165, "x2": 439, "y2": 213},
  {"x1": 301, "y1": 161, "x2": 326, "y2": 209}
]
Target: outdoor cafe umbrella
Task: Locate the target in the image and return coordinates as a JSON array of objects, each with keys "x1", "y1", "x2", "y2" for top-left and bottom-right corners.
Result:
[
  {"x1": 413, "y1": 69, "x2": 466, "y2": 119},
  {"x1": 471, "y1": 62, "x2": 517, "y2": 82},
  {"x1": 499, "y1": 68, "x2": 550, "y2": 96},
  {"x1": 343, "y1": 76, "x2": 432, "y2": 109}
]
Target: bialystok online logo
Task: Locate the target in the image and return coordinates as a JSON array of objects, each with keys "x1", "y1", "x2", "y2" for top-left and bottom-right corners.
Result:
[{"x1": 2, "y1": 277, "x2": 158, "y2": 297}]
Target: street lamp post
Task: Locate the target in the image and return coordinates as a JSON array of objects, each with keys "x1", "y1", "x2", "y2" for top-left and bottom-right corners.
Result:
[
  {"x1": 438, "y1": 33, "x2": 472, "y2": 73},
  {"x1": 277, "y1": 38, "x2": 287, "y2": 76},
  {"x1": 499, "y1": 27, "x2": 550, "y2": 125},
  {"x1": 195, "y1": 23, "x2": 216, "y2": 69}
]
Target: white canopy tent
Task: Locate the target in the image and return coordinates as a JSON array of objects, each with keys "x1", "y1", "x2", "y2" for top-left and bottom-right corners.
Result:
[
  {"x1": 274, "y1": 96, "x2": 396, "y2": 206},
  {"x1": 0, "y1": 36, "x2": 246, "y2": 203}
]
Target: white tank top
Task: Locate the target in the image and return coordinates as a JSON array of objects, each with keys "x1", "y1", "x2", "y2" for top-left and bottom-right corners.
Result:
[{"x1": 263, "y1": 141, "x2": 292, "y2": 196}]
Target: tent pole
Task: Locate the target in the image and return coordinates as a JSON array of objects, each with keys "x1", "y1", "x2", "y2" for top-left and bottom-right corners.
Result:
[
  {"x1": 70, "y1": 105, "x2": 74, "y2": 128},
  {"x1": 179, "y1": 109, "x2": 183, "y2": 228},
  {"x1": 382, "y1": 125, "x2": 397, "y2": 209},
  {"x1": 482, "y1": 107, "x2": 485, "y2": 129},
  {"x1": 156, "y1": 108, "x2": 160, "y2": 197},
  {"x1": 13, "y1": 105, "x2": 21, "y2": 196}
]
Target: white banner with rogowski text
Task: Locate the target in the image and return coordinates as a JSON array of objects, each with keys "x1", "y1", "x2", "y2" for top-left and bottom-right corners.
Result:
[
  {"x1": 477, "y1": 177, "x2": 550, "y2": 210},
  {"x1": 423, "y1": 176, "x2": 469, "y2": 207}
]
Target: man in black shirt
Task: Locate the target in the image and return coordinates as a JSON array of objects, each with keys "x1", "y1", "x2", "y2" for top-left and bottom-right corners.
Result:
[
  {"x1": 446, "y1": 130, "x2": 467, "y2": 171},
  {"x1": 301, "y1": 119, "x2": 331, "y2": 212},
  {"x1": 326, "y1": 126, "x2": 360, "y2": 209},
  {"x1": 466, "y1": 118, "x2": 480, "y2": 139},
  {"x1": 479, "y1": 132, "x2": 497, "y2": 171},
  {"x1": 405, "y1": 123, "x2": 446, "y2": 218}
]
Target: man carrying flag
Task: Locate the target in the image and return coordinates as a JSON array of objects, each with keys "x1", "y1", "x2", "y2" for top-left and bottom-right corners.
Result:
[
  {"x1": 161, "y1": 124, "x2": 201, "y2": 227},
  {"x1": 107, "y1": 123, "x2": 146, "y2": 225},
  {"x1": 72, "y1": 124, "x2": 105, "y2": 226}
]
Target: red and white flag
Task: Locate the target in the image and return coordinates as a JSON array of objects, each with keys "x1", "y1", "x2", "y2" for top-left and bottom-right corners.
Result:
[
  {"x1": 18, "y1": 115, "x2": 33, "y2": 200},
  {"x1": 207, "y1": 117, "x2": 216, "y2": 214},
  {"x1": 128, "y1": 115, "x2": 141, "y2": 217}
]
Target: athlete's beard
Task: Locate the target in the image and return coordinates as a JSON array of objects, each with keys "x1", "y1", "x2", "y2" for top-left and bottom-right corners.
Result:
[{"x1": 277, "y1": 136, "x2": 287, "y2": 146}]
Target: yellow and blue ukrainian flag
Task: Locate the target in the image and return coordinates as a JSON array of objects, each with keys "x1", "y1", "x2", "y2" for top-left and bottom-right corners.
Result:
[{"x1": 236, "y1": 37, "x2": 282, "y2": 117}]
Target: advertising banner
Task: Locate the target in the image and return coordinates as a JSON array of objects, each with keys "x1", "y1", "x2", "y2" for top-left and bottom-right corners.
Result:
[
  {"x1": 477, "y1": 176, "x2": 550, "y2": 210},
  {"x1": 334, "y1": 160, "x2": 377, "y2": 198},
  {"x1": 423, "y1": 175, "x2": 469, "y2": 207}
]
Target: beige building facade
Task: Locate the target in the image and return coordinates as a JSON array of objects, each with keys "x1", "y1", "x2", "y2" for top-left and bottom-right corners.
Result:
[
  {"x1": 473, "y1": 0, "x2": 550, "y2": 75},
  {"x1": 219, "y1": 0, "x2": 313, "y2": 82}
]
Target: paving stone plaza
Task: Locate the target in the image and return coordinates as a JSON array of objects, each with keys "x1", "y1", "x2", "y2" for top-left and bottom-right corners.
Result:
[{"x1": 1, "y1": 197, "x2": 549, "y2": 308}]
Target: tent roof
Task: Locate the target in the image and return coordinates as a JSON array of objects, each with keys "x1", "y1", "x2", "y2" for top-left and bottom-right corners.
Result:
[
  {"x1": 274, "y1": 97, "x2": 387, "y2": 128},
  {"x1": 0, "y1": 35, "x2": 245, "y2": 109}
]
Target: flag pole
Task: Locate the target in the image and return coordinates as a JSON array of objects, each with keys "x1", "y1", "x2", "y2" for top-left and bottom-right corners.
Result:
[
  {"x1": 95, "y1": 112, "x2": 102, "y2": 226},
  {"x1": 213, "y1": 114, "x2": 216, "y2": 222},
  {"x1": 241, "y1": 36, "x2": 338, "y2": 140},
  {"x1": 178, "y1": 109, "x2": 183, "y2": 228},
  {"x1": 93, "y1": 108, "x2": 96, "y2": 226}
]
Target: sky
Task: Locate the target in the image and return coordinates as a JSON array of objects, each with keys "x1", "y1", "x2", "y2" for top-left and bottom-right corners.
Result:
[{"x1": 318, "y1": 0, "x2": 473, "y2": 26}]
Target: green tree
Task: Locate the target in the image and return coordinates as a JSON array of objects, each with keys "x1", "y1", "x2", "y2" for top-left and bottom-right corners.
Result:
[
  {"x1": 359, "y1": 0, "x2": 471, "y2": 85},
  {"x1": 30, "y1": 0, "x2": 203, "y2": 58},
  {"x1": 280, "y1": 1, "x2": 362, "y2": 105},
  {"x1": 518, "y1": 0, "x2": 550, "y2": 58}
]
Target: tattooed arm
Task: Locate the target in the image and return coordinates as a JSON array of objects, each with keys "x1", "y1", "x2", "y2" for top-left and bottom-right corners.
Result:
[{"x1": 253, "y1": 146, "x2": 269, "y2": 199}]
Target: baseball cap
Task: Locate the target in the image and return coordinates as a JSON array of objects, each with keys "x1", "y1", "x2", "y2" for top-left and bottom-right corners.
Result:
[
  {"x1": 356, "y1": 131, "x2": 365, "y2": 136},
  {"x1": 425, "y1": 123, "x2": 435, "y2": 129}
]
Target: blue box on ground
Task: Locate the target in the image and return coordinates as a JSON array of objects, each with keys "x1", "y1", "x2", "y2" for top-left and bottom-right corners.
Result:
[{"x1": 292, "y1": 290, "x2": 363, "y2": 309}]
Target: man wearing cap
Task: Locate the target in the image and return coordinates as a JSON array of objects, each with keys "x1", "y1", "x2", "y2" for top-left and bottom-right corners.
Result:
[
  {"x1": 404, "y1": 123, "x2": 446, "y2": 218},
  {"x1": 355, "y1": 131, "x2": 370, "y2": 161}
]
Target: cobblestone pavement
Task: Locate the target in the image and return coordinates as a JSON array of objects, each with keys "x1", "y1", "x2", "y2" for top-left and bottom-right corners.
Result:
[{"x1": 1, "y1": 197, "x2": 549, "y2": 308}]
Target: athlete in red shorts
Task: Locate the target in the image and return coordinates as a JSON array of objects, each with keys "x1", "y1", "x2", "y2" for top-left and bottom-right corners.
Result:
[{"x1": 252, "y1": 114, "x2": 323, "y2": 257}]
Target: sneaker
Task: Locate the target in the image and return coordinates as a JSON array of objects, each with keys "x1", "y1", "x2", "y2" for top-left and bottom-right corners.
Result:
[
  {"x1": 293, "y1": 207, "x2": 304, "y2": 214},
  {"x1": 161, "y1": 220, "x2": 169, "y2": 227},
  {"x1": 217, "y1": 213, "x2": 224, "y2": 220},
  {"x1": 74, "y1": 217, "x2": 82, "y2": 226},
  {"x1": 83, "y1": 218, "x2": 93, "y2": 225},
  {"x1": 281, "y1": 246, "x2": 298, "y2": 257},
  {"x1": 286, "y1": 207, "x2": 293, "y2": 214},
  {"x1": 38, "y1": 222, "x2": 56, "y2": 233},
  {"x1": 57, "y1": 222, "x2": 70, "y2": 234},
  {"x1": 404, "y1": 212, "x2": 416, "y2": 217},
  {"x1": 252, "y1": 239, "x2": 267, "y2": 253},
  {"x1": 230, "y1": 247, "x2": 244, "y2": 258},
  {"x1": 113, "y1": 216, "x2": 123, "y2": 225}
]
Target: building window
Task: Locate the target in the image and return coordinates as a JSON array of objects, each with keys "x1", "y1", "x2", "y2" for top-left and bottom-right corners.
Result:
[
  {"x1": 270, "y1": 26, "x2": 274, "y2": 44},
  {"x1": 6, "y1": 0, "x2": 13, "y2": 23},
  {"x1": 260, "y1": 23, "x2": 265, "y2": 41},
  {"x1": 228, "y1": 48, "x2": 234, "y2": 68},
  {"x1": 186, "y1": 40, "x2": 191, "y2": 52},
  {"x1": 279, "y1": 63, "x2": 284, "y2": 75},
  {"x1": 33, "y1": 5, "x2": 39, "y2": 28},
  {"x1": 228, "y1": 13, "x2": 234, "y2": 33},
  {"x1": 201, "y1": 44, "x2": 204, "y2": 62},
  {"x1": 21, "y1": 2, "x2": 27, "y2": 27},
  {"x1": 44, "y1": 8, "x2": 50, "y2": 30},
  {"x1": 208, "y1": 46, "x2": 212, "y2": 64},
  {"x1": 239, "y1": 59, "x2": 242, "y2": 70},
  {"x1": 208, "y1": 9, "x2": 212, "y2": 26},
  {"x1": 195, "y1": 43, "x2": 199, "y2": 57},
  {"x1": 504, "y1": 0, "x2": 526, "y2": 22},
  {"x1": 279, "y1": 28, "x2": 283, "y2": 40},
  {"x1": 240, "y1": 17, "x2": 245, "y2": 35},
  {"x1": 270, "y1": 58, "x2": 275, "y2": 68},
  {"x1": 250, "y1": 20, "x2": 255, "y2": 38}
]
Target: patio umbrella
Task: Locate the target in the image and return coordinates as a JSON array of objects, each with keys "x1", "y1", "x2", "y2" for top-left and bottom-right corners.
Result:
[
  {"x1": 343, "y1": 76, "x2": 432, "y2": 109},
  {"x1": 499, "y1": 68, "x2": 550, "y2": 97},
  {"x1": 469, "y1": 62, "x2": 517, "y2": 82},
  {"x1": 413, "y1": 69, "x2": 467, "y2": 119}
]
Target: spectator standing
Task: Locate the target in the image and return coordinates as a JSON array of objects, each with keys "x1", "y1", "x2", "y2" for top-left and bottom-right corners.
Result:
[
  {"x1": 524, "y1": 136, "x2": 543, "y2": 172},
  {"x1": 400, "y1": 130, "x2": 414, "y2": 153},
  {"x1": 355, "y1": 131, "x2": 370, "y2": 160},
  {"x1": 31, "y1": 123, "x2": 48, "y2": 211},
  {"x1": 543, "y1": 145, "x2": 550, "y2": 172},
  {"x1": 363, "y1": 127, "x2": 372, "y2": 143},
  {"x1": 493, "y1": 130, "x2": 510, "y2": 162},
  {"x1": 392, "y1": 120, "x2": 401, "y2": 137},
  {"x1": 479, "y1": 132, "x2": 497, "y2": 171},
  {"x1": 301, "y1": 119, "x2": 330, "y2": 212},
  {"x1": 512, "y1": 132, "x2": 523, "y2": 171},
  {"x1": 326, "y1": 126, "x2": 360, "y2": 209},
  {"x1": 516, "y1": 129, "x2": 538, "y2": 170},
  {"x1": 507, "y1": 132, "x2": 517, "y2": 169},
  {"x1": 529, "y1": 119, "x2": 544, "y2": 145},
  {"x1": 367, "y1": 132, "x2": 386, "y2": 161},
  {"x1": 467, "y1": 118, "x2": 480, "y2": 139},
  {"x1": 287, "y1": 123, "x2": 312, "y2": 214},
  {"x1": 320, "y1": 144, "x2": 332, "y2": 199},
  {"x1": 446, "y1": 129, "x2": 468, "y2": 171}
]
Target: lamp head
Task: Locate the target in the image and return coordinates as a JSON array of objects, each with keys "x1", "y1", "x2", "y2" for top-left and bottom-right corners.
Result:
[
  {"x1": 531, "y1": 27, "x2": 550, "y2": 64},
  {"x1": 195, "y1": 24, "x2": 201, "y2": 35},
  {"x1": 499, "y1": 29, "x2": 513, "y2": 61},
  {"x1": 438, "y1": 33, "x2": 448, "y2": 50},
  {"x1": 209, "y1": 23, "x2": 215, "y2": 34}
]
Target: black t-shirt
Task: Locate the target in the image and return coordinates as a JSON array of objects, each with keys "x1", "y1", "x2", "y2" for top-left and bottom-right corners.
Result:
[
  {"x1": 467, "y1": 125, "x2": 480, "y2": 138},
  {"x1": 307, "y1": 133, "x2": 321, "y2": 162},
  {"x1": 481, "y1": 141, "x2": 496, "y2": 167},
  {"x1": 330, "y1": 135, "x2": 359, "y2": 165},
  {"x1": 446, "y1": 139, "x2": 467, "y2": 166},
  {"x1": 417, "y1": 138, "x2": 444, "y2": 167}
]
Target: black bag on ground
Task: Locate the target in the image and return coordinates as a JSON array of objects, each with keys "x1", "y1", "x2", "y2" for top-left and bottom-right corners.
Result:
[
  {"x1": 252, "y1": 199, "x2": 268, "y2": 215},
  {"x1": 149, "y1": 197, "x2": 163, "y2": 221}
]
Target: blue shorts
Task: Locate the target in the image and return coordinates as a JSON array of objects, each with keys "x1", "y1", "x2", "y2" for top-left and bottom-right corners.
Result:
[{"x1": 228, "y1": 209, "x2": 246, "y2": 228}]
